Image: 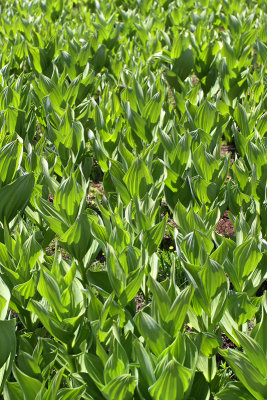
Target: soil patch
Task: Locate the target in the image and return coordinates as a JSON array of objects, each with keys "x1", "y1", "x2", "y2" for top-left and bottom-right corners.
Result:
[{"x1": 216, "y1": 210, "x2": 235, "y2": 237}]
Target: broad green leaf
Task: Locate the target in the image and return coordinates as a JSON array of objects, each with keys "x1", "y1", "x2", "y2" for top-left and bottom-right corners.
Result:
[
  {"x1": 54, "y1": 174, "x2": 84, "y2": 225},
  {"x1": 13, "y1": 278, "x2": 35, "y2": 300},
  {"x1": 173, "y1": 202, "x2": 191, "y2": 235},
  {"x1": 191, "y1": 176, "x2": 218, "y2": 204},
  {"x1": 0, "y1": 174, "x2": 34, "y2": 223},
  {"x1": 142, "y1": 92, "x2": 163, "y2": 123},
  {"x1": 91, "y1": 222, "x2": 108, "y2": 247},
  {"x1": 234, "y1": 103, "x2": 250, "y2": 137},
  {"x1": 181, "y1": 230, "x2": 213, "y2": 265},
  {"x1": 110, "y1": 175, "x2": 131, "y2": 204},
  {"x1": 17, "y1": 351, "x2": 41, "y2": 381},
  {"x1": 149, "y1": 360, "x2": 192, "y2": 400},
  {"x1": 102, "y1": 374, "x2": 136, "y2": 400},
  {"x1": 234, "y1": 330, "x2": 267, "y2": 378},
  {"x1": 165, "y1": 285, "x2": 194, "y2": 336},
  {"x1": 39, "y1": 74, "x2": 62, "y2": 106},
  {"x1": 38, "y1": 268, "x2": 68, "y2": 321},
  {"x1": 87, "y1": 271, "x2": 112, "y2": 296},
  {"x1": 148, "y1": 276, "x2": 171, "y2": 321},
  {"x1": 190, "y1": 372, "x2": 210, "y2": 400},
  {"x1": 233, "y1": 238, "x2": 262, "y2": 288},
  {"x1": 0, "y1": 277, "x2": 10, "y2": 320},
  {"x1": 104, "y1": 355, "x2": 127, "y2": 385},
  {"x1": 134, "y1": 340, "x2": 155, "y2": 387},
  {"x1": 195, "y1": 101, "x2": 217, "y2": 134},
  {"x1": 123, "y1": 158, "x2": 153, "y2": 199},
  {"x1": 43, "y1": 367, "x2": 65, "y2": 400},
  {"x1": 60, "y1": 213, "x2": 94, "y2": 262},
  {"x1": 220, "y1": 348, "x2": 267, "y2": 400},
  {"x1": 28, "y1": 45, "x2": 50, "y2": 75},
  {"x1": 124, "y1": 102, "x2": 147, "y2": 142},
  {"x1": 106, "y1": 244, "x2": 126, "y2": 297},
  {"x1": 57, "y1": 386, "x2": 86, "y2": 400},
  {"x1": 0, "y1": 139, "x2": 23, "y2": 186},
  {"x1": 193, "y1": 144, "x2": 219, "y2": 181},
  {"x1": 3, "y1": 382, "x2": 24, "y2": 400},
  {"x1": 215, "y1": 381, "x2": 255, "y2": 400},
  {"x1": 36, "y1": 197, "x2": 69, "y2": 236},
  {"x1": 196, "y1": 353, "x2": 217, "y2": 382},
  {"x1": 0, "y1": 320, "x2": 16, "y2": 393},
  {"x1": 196, "y1": 332, "x2": 221, "y2": 358},
  {"x1": 134, "y1": 312, "x2": 171, "y2": 357},
  {"x1": 119, "y1": 267, "x2": 145, "y2": 306},
  {"x1": 84, "y1": 353, "x2": 105, "y2": 390},
  {"x1": 142, "y1": 219, "x2": 166, "y2": 256},
  {"x1": 12, "y1": 364, "x2": 42, "y2": 400},
  {"x1": 27, "y1": 300, "x2": 72, "y2": 344},
  {"x1": 173, "y1": 49, "x2": 194, "y2": 80},
  {"x1": 253, "y1": 292, "x2": 267, "y2": 355}
]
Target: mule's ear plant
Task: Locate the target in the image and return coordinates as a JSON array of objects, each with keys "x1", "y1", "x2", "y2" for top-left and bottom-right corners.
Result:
[{"x1": 0, "y1": 0, "x2": 266, "y2": 398}]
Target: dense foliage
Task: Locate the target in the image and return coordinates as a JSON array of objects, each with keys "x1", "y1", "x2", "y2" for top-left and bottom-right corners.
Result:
[{"x1": 0, "y1": 0, "x2": 266, "y2": 399}]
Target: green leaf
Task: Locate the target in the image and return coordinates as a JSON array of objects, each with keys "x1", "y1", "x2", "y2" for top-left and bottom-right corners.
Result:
[
  {"x1": 181, "y1": 230, "x2": 213, "y2": 265},
  {"x1": 57, "y1": 386, "x2": 86, "y2": 400},
  {"x1": 234, "y1": 330, "x2": 267, "y2": 378},
  {"x1": 134, "y1": 340, "x2": 155, "y2": 387},
  {"x1": 142, "y1": 219, "x2": 166, "y2": 256},
  {"x1": 36, "y1": 197, "x2": 69, "y2": 236},
  {"x1": 196, "y1": 332, "x2": 221, "y2": 358},
  {"x1": 134, "y1": 312, "x2": 171, "y2": 357},
  {"x1": 173, "y1": 49, "x2": 194, "y2": 80},
  {"x1": 0, "y1": 138, "x2": 23, "y2": 186},
  {"x1": 16, "y1": 352, "x2": 41, "y2": 381},
  {"x1": 104, "y1": 355, "x2": 127, "y2": 385},
  {"x1": 173, "y1": 202, "x2": 191, "y2": 235},
  {"x1": 190, "y1": 372, "x2": 210, "y2": 400},
  {"x1": 91, "y1": 222, "x2": 108, "y2": 247},
  {"x1": 233, "y1": 238, "x2": 262, "y2": 289},
  {"x1": 13, "y1": 278, "x2": 35, "y2": 300},
  {"x1": 27, "y1": 300, "x2": 72, "y2": 344},
  {"x1": 124, "y1": 102, "x2": 147, "y2": 142},
  {"x1": 191, "y1": 176, "x2": 218, "y2": 204},
  {"x1": 148, "y1": 276, "x2": 171, "y2": 321},
  {"x1": 234, "y1": 103, "x2": 250, "y2": 137},
  {"x1": 43, "y1": 367, "x2": 65, "y2": 400},
  {"x1": 119, "y1": 267, "x2": 145, "y2": 307},
  {"x1": 0, "y1": 277, "x2": 10, "y2": 320},
  {"x1": 12, "y1": 364, "x2": 42, "y2": 400},
  {"x1": 110, "y1": 175, "x2": 131, "y2": 204},
  {"x1": 219, "y1": 348, "x2": 267, "y2": 400},
  {"x1": 3, "y1": 382, "x2": 24, "y2": 400},
  {"x1": 84, "y1": 353, "x2": 105, "y2": 390},
  {"x1": 39, "y1": 74, "x2": 62, "y2": 106},
  {"x1": 38, "y1": 268, "x2": 67, "y2": 321},
  {"x1": 60, "y1": 213, "x2": 94, "y2": 262},
  {"x1": 0, "y1": 320, "x2": 16, "y2": 393},
  {"x1": 215, "y1": 381, "x2": 255, "y2": 400},
  {"x1": 149, "y1": 360, "x2": 192, "y2": 400},
  {"x1": 106, "y1": 245, "x2": 126, "y2": 297},
  {"x1": 28, "y1": 46, "x2": 50, "y2": 75},
  {"x1": 253, "y1": 292, "x2": 267, "y2": 355},
  {"x1": 0, "y1": 174, "x2": 34, "y2": 223},
  {"x1": 142, "y1": 92, "x2": 163, "y2": 123},
  {"x1": 123, "y1": 158, "x2": 153, "y2": 199},
  {"x1": 195, "y1": 101, "x2": 217, "y2": 134},
  {"x1": 165, "y1": 285, "x2": 194, "y2": 336},
  {"x1": 102, "y1": 374, "x2": 136, "y2": 400},
  {"x1": 54, "y1": 174, "x2": 84, "y2": 225},
  {"x1": 192, "y1": 144, "x2": 219, "y2": 181}
]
